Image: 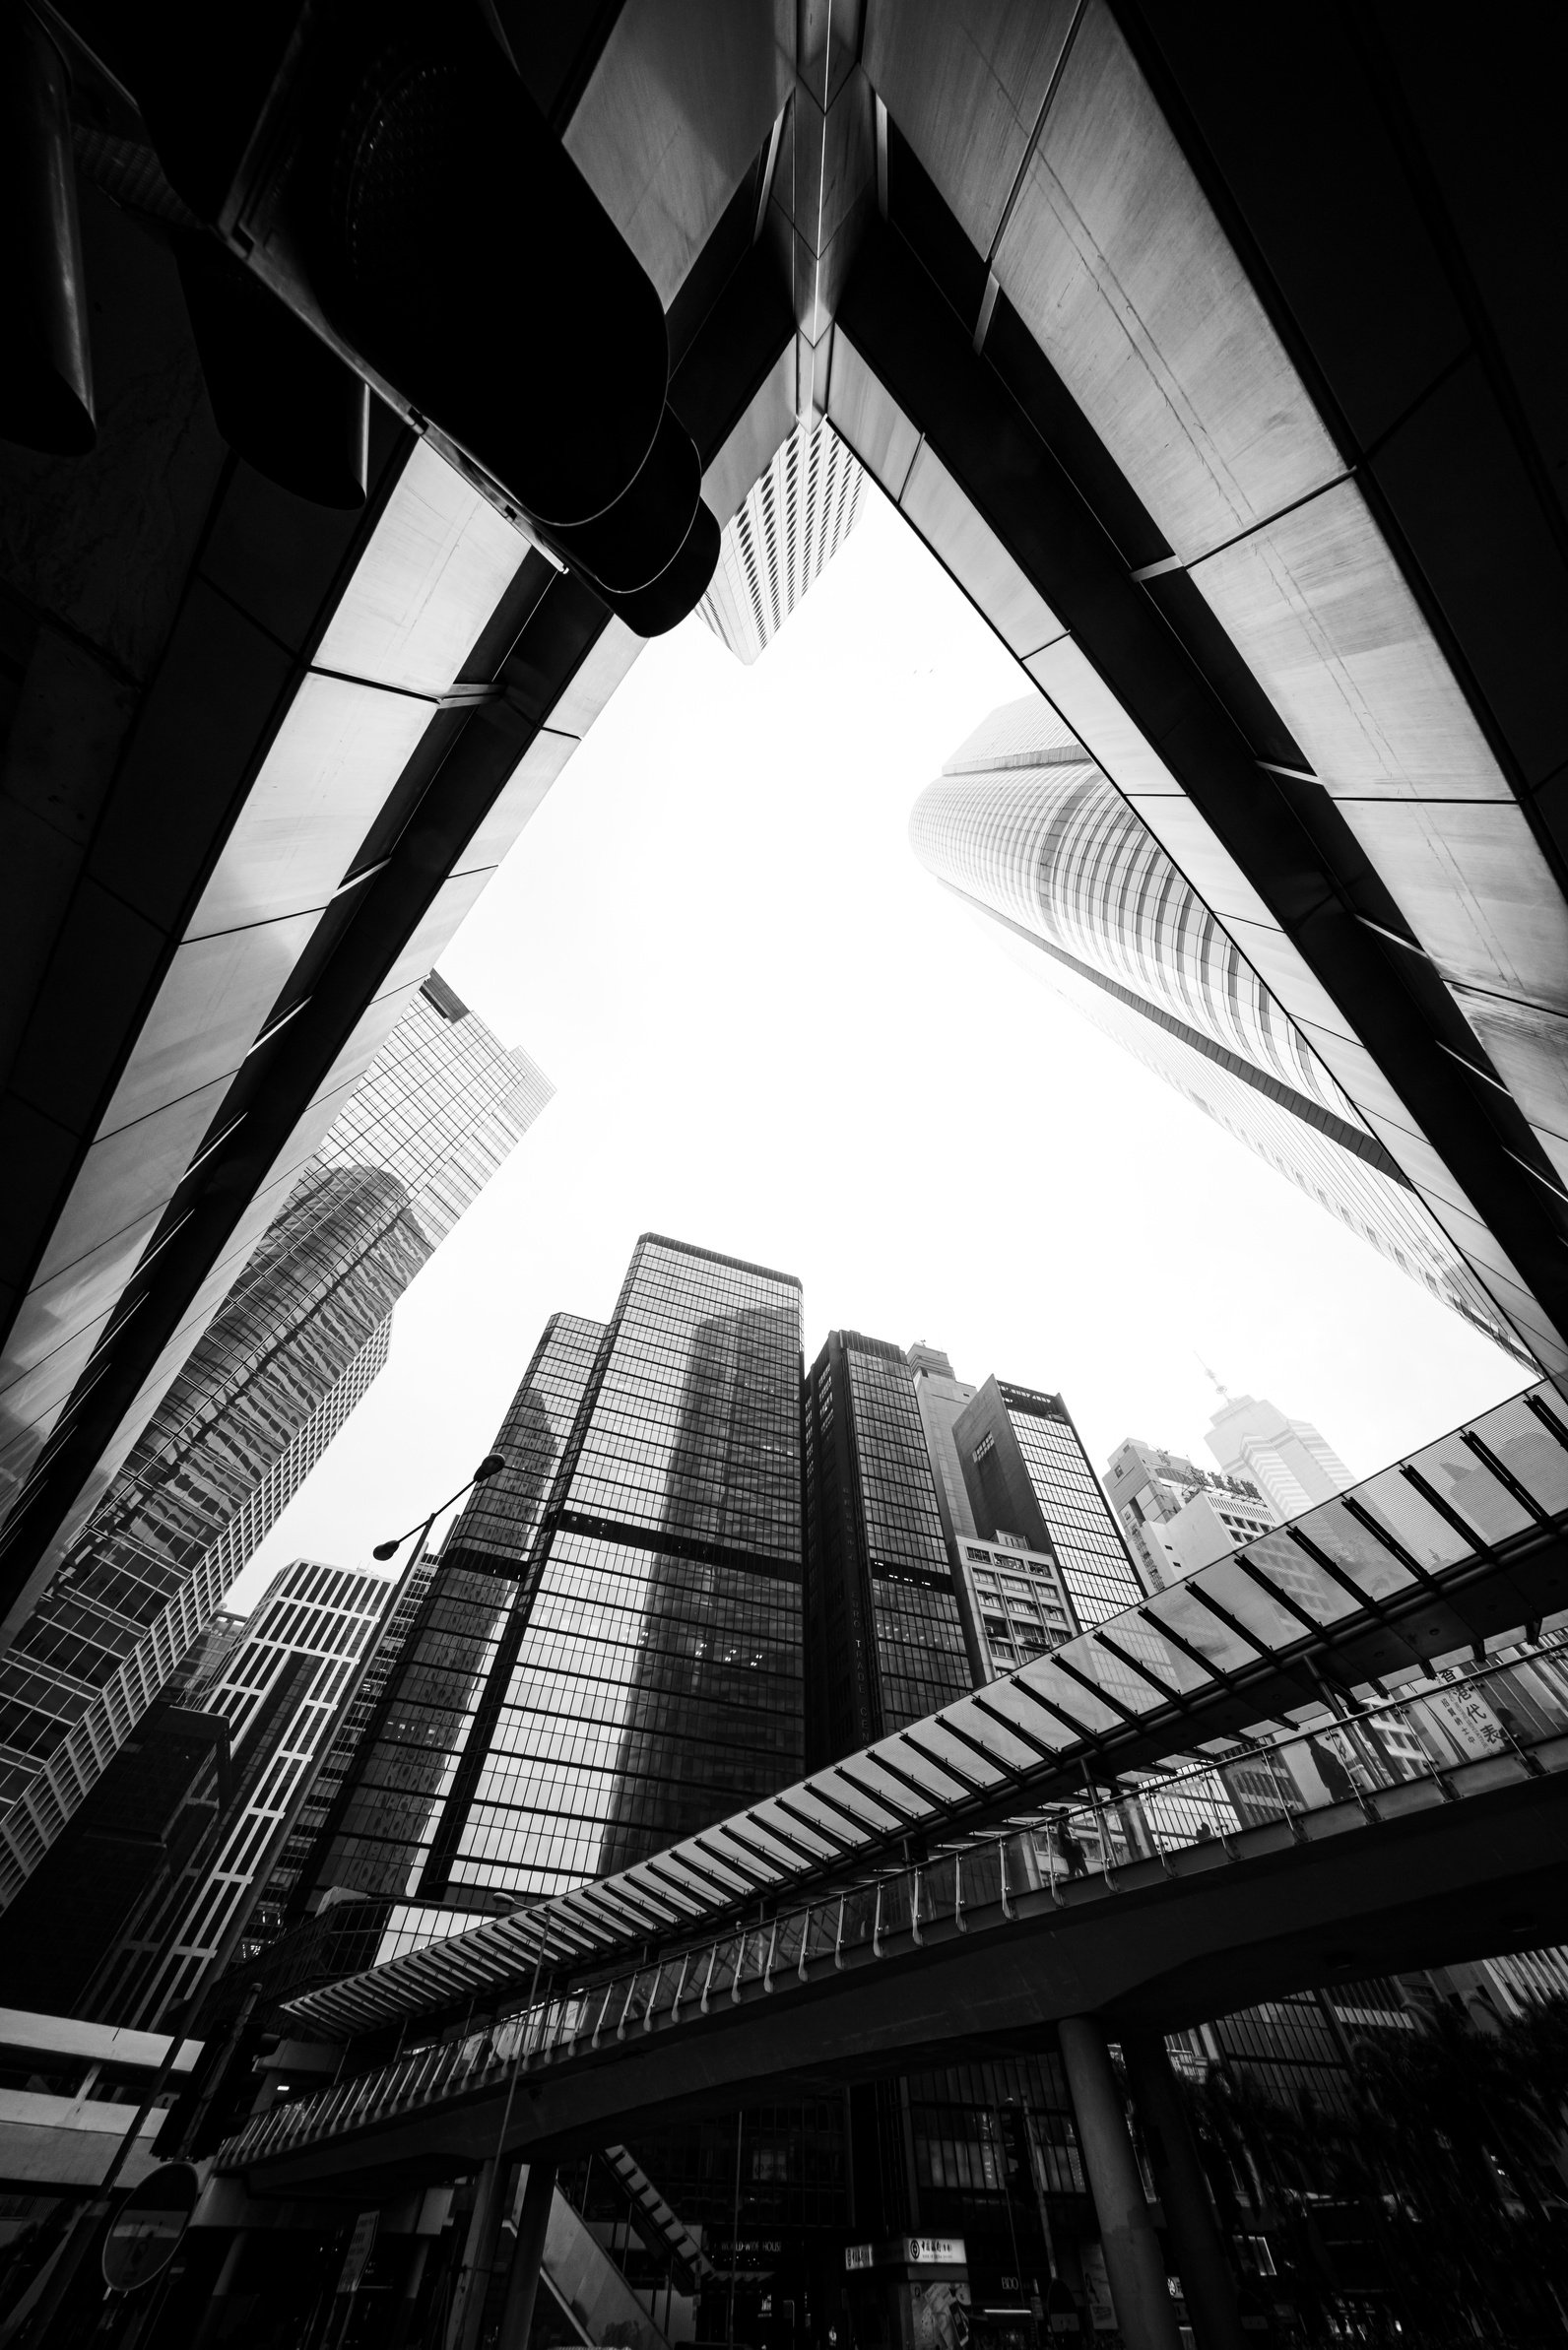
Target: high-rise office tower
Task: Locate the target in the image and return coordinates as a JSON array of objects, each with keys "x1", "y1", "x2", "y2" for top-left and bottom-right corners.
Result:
[
  {"x1": 246, "y1": 1548, "x2": 440, "y2": 1952},
  {"x1": 697, "y1": 418, "x2": 867, "y2": 663},
  {"x1": 802, "y1": 1332, "x2": 974, "y2": 1764},
  {"x1": 84, "y1": 1557, "x2": 395, "y2": 2030},
  {"x1": 1204, "y1": 1392, "x2": 1352, "y2": 1519},
  {"x1": 301, "y1": 1238, "x2": 804, "y2": 1964},
  {"x1": 0, "y1": 976, "x2": 550, "y2": 1915},
  {"x1": 951, "y1": 1378, "x2": 1145, "y2": 1631},
  {"x1": 1104, "y1": 1437, "x2": 1276, "y2": 1591},
  {"x1": 909, "y1": 697, "x2": 1526, "y2": 1363}
]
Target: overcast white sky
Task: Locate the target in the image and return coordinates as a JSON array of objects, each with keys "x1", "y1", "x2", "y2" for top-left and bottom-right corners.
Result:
[{"x1": 229, "y1": 489, "x2": 1526, "y2": 1609}]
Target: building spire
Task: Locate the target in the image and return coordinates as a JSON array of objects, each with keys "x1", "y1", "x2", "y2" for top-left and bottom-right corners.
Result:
[{"x1": 1196, "y1": 1353, "x2": 1231, "y2": 1404}]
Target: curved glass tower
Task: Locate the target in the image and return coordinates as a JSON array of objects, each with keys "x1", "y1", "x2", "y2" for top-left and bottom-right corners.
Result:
[{"x1": 911, "y1": 696, "x2": 1524, "y2": 1361}]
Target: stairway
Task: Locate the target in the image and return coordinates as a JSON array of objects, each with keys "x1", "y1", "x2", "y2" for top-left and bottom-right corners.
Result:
[{"x1": 602, "y1": 2144, "x2": 711, "y2": 2290}]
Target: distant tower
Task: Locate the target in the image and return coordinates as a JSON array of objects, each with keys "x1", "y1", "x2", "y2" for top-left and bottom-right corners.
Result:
[
  {"x1": 1205, "y1": 1394, "x2": 1352, "y2": 1519},
  {"x1": 0, "y1": 976, "x2": 551, "y2": 1915},
  {"x1": 698, "y1": 418, "x2": 866, "y2": 662},
  {"x1": 909, "y1": 695, "x2": 1527, "y2": 1363}
]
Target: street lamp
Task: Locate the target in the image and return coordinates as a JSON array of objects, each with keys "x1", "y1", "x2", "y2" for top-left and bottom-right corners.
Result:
[{"x1": 372, "y1": 1454, "x2": 506, "y2": 1563}]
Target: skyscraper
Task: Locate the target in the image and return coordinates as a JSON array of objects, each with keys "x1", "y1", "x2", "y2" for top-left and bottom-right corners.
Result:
[
  {"x1": 301, "y1": 1237, "x2": 804, "y2": 1962},
  {"x1": 951, "y1": 1378, "x2": 1146, "y2": 1631},
  {"x1": 83, "y1": 1557, "x2": 396, "y2": 2030},
  {"x1": 1103, "y1": 1437, "x2": 1276, "y2": 1590},
  {"x1": 1204, "y1": 1392, "x2": 1353, "y2": 1520},
  {"x1": 909, "y1": 697, "x2": 1527, "y2": 1364},
  {"x1": 0, "y1": 977, "x2": 551, "y2": 1914},
  {"x1": 697, "y1": 418, "x2": 867, "y2": 663},
  {"x1": 802, "y1": 1332, "x2": 974, "y2": 1765}
]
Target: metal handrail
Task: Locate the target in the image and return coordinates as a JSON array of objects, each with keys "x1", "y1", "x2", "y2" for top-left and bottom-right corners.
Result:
[{"x1": 222, "y1": 1642, "x2": 1568, "y2": 2171}]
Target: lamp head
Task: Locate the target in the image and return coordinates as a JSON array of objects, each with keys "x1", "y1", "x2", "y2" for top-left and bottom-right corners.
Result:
[
  {"x1": 371, "y1": 1538, "x2": 400, "y2": 1561},
  {"x1": 475, "y1": 1454, "x2": 506, "y2": 1480}
]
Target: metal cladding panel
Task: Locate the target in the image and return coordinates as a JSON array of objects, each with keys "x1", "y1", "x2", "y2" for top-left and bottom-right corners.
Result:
[
  {"x1": 1333, "y1": 798, "x2": 1568, "y2": 1018},
  {"x1": 460, "y1": 729, "x2": 582, "y2": 874},
  {"x1": 181, "y1": 681, "x2": 436, "y2": 941},
  {"x1": 1188, "y1": 481, "x2": 1511, "y2": 802},
  {"x1": 91, "y1": 911, "x2": 323, "y2": 1142},
  {"x1": 900, "y1": 441, "x2": 1063, "y2": 658},
  {"x1": 701, "y1": 346, "x2": 797, "y2": 532},
  {"x1": 565, "y1": 0, "x2": 792, "y2": 308},
  {"x1": 992, "y1": 1, "x2": 1342, "y2": 563},
  {"x1": 862, "y1": 0, "x2": 1077, "y2": 257},
  {"x1": 1020, "y1": 636, "x2": 1184, "y2": 798},
  {"x1": 1451, "y1": 996, "x2": 1568, "y2": 1190},
  {"x1": 825, "y1": 330, "x2": 921, "y2": 501},
  {"x1": 1121, "y1": 794, "x2": 1282, "y2": 931}
]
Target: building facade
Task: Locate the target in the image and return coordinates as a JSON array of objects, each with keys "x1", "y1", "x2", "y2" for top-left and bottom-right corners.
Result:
[
  {"x1": 0, "y1": 977, "x2": 549, "y2": 1915},
  {"x1": 951, "y1": 1379, "x2": 1145, "y2": 1631},
  {"x1": 697, "y1": 419, "x2": 866, "y2": 663},
  {"x1": 301, "y1": 1238, "x2": 805, "y2": 1963},
  {"x1": 1204, "y1": 1393, "x2": 1353, "y2": 1520},
  {"x1": 908, "y1": 697, "x2": 1526, "y2": 1363},
  {"x1": 802, "y1": 1331, "x2": 974, "y2": 1766},
  {"x1": 83, "y1": 1558, "x2": 396, "y2": 2030},
  {"x1": 1105, "y1": 1436, "x2": 1276, "y2": 1591}
]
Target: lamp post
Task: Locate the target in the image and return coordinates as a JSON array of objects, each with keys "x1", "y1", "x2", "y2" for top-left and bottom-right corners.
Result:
[{"x1": 371, "y1": 1453, "x2": 507, "y2": 1566}]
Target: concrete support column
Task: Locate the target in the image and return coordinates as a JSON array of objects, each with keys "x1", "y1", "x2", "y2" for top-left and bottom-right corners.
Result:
[
  {"x1": 1057, "y1": 2016, "x2": 1181, "y2": 2350},
  {"x1": 188, "y1": 2232, "x2": 249, "y2": 2350},
  {"x1": 386, "y1": 2239, "x2": 431, "y2": 2350},
  {"x1": 1122, "y1": 2034, "x2": 1245, "y2": 2350},
  {"x1": 497, "y1": 2161, "x2": 556, "y2": 2349},
  {"x1": 447, "y1": 2158, "x2": 506, "y2": 2350}
]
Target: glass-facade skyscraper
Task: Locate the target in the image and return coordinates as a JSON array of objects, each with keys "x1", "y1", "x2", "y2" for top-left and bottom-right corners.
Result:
[
  {"x1": 909, "y1": 695, "x2": 1525, "y2": 1362},
  {"x1": 802, "y1": 1331, "x2": 973, "y2": 1767},
  {"x1": 302, "y1": 1237, "x2": 804, "y2": 1962},
  {"x1": 0, "y1": 976, "x2": 551, "y2": 1916}
]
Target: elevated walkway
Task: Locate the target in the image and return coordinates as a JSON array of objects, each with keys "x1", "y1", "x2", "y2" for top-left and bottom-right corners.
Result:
[
  {"x1": 271, "y1": 1381, "x2": 1568, "y2": 2062},
  {"x1": 225, "y1": 1642, "x2": 1568, "y2": 2192}
]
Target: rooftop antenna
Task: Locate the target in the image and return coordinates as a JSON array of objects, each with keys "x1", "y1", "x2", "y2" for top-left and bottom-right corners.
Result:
[{"x1": 1196, "y1": 1353, "x2": 1231, "y2": 1405}]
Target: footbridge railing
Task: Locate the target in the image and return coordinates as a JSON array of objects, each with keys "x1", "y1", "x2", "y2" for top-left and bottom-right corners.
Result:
[{"x1": 222, "y1": 1639, "x2": 1568, "y2": 2172}]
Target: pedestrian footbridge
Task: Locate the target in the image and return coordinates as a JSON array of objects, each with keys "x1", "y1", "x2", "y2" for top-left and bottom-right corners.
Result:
[{"x1": 222, "y1": 1383, "x2": 1568, "y2": 2193}]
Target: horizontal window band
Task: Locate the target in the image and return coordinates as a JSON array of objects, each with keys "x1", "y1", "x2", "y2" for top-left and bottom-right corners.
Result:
[{"x1": 553, "y1": 1510, "x2": 803, "y2": 1585}]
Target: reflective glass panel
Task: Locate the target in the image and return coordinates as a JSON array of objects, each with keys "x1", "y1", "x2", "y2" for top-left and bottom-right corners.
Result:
[
  {"x1": 898, "y1": 1724, "x2": 1008, "y2": 1789},
  {"x1": 1470, "y1": 1392, "x2": 1568, "y2": 1515},
  {"x1": 1143, "y1": 1585, "x2": 1259, "y2": 1673},
  {"x1": 943, "y1": 1694, "x2": 1048, "y2": 1770},
  {"x1": 1015, "y1": 1653, "x2": 1124, "y2": 1734},
  {"x1": 1352, "y1": 1469, "x2": 1472, "y2": 1568},
  {"x1": 1406, "y1": 1437, "x2": 1534, "y2": 1544},
  {"x1": 1069, "y1": 1639, "x2": 1167, "y2": 1713},
  {"x1": 1240, "y1": 1532, "x2": 1359, "y2": 1625},
  {"x1": 1292, "y1": 1500, "x2": 1416, "y2": 1600},
  {"x1": 1099, "y1": 1622, "x2": 1211, "y2": 1696},
  {"x1": 1196, "y1": 1558, "x2": 1309, "y2": 1650},
  {"x1": 970, "y1": 1682, "x2": 1078, "y2": 1751}
]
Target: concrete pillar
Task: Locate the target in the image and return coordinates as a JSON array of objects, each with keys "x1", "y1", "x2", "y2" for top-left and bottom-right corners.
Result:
[
  {"x1": 188, "y1": 2232, "x2": 250, "y2": 2350},
  {"x1": 447, "y1": 2158, "x2": 506, "y2": 2350},
  {"x1": 497, "y1": 2161, "x2": 556, "y2": 2349},
  {"x1": 1057, "y1": 2016, "x2": 1181, "y2": 2350},
  {"x1": 387, "y1": 2239, "x2": 431, "y2": 2350},
  {"x1": 1122, "y1": 2034, "x2": 1244, "y2": 2350}
]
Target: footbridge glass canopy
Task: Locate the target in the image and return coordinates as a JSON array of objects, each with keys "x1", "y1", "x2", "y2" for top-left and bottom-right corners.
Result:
[{"x1": 284, "y1": 1383, "x2": 1568, "y2": 2040}]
